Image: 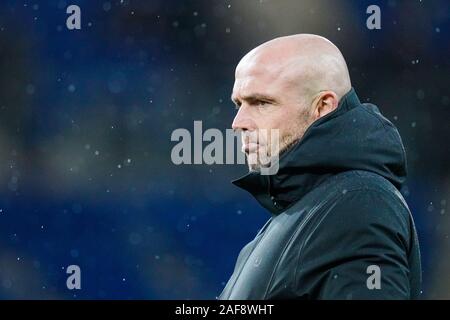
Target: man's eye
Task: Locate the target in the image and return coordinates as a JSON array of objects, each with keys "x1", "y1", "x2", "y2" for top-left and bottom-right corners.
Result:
[
  {"x1": 257, "y1": 100, "x2": 268, "y2": 107},
  {"x1": 234, "y1": 103, "x2": 241, "y2": 110}
]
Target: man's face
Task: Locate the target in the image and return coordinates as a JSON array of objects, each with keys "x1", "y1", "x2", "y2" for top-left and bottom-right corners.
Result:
[{"x1": 231, "y1": 59, "x2": 315, "y2": 172}]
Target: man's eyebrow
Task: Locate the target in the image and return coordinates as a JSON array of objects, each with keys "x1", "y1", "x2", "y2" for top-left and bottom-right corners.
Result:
[{"x1": 231, "y1": 93, "x2": 277, "y2": 103}]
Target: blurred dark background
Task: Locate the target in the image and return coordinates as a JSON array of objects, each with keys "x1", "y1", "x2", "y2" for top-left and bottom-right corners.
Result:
[{"x1": 0, "y1": 0, "x2": 448, "y2": 299}]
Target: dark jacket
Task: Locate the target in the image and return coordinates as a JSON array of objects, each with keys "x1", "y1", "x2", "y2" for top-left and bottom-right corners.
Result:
[{"x1": 219, "y1": 88, "x2": 421, "y2": 300}]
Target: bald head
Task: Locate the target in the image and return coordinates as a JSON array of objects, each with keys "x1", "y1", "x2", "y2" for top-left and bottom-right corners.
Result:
[
  {"x1": 232, "y1": 34, "x2": 352, "y2": 172},
  {"x1": 236, "y1": 34, "x2": 351, "y2": 101}
]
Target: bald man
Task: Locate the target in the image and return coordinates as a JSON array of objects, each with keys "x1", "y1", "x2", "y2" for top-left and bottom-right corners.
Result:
[{"x1": 219, "y1": 34, "x2": 421, "y2": 300}]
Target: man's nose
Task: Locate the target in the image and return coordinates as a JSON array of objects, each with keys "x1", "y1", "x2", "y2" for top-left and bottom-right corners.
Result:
[{"x1": 232, "y1": 105, "x2": 255, "y2": 132}]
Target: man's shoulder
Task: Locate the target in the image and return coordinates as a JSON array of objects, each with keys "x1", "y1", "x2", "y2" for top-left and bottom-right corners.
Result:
[
  {"x1": 298, "y1": 170, "x2": 412, "y2": 234},
  {"x1": 282, "y1": 170, "x2": 412, "y2": 241},
  {"x1": 318, "y1": 171, "x2": 412, "y2": 234},
  {"x1": 325, "y1": 170, "x2": 408, "y2": 207}
]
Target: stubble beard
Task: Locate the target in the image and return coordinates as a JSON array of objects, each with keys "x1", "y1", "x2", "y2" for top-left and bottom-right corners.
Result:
[{"x1": 246, "y1": 119, "x2": 311, "y2": 173}]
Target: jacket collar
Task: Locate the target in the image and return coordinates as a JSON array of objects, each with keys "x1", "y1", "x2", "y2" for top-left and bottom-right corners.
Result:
[{"x1": 232, "y1": 88, "x2": 363, "y2": 215}]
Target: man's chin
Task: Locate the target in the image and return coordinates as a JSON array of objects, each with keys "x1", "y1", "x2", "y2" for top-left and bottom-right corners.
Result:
[
  {"x1": 246, "y1": 152, "x2": 273, "y2": 173},
  {"x1": 244, "y1": 139, "x2": 300, "y2": 173}
]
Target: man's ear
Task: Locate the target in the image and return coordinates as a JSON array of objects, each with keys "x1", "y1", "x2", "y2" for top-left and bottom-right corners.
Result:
[{"x1": 313, "y1": 91, "x2": 339, "y2": 121}]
